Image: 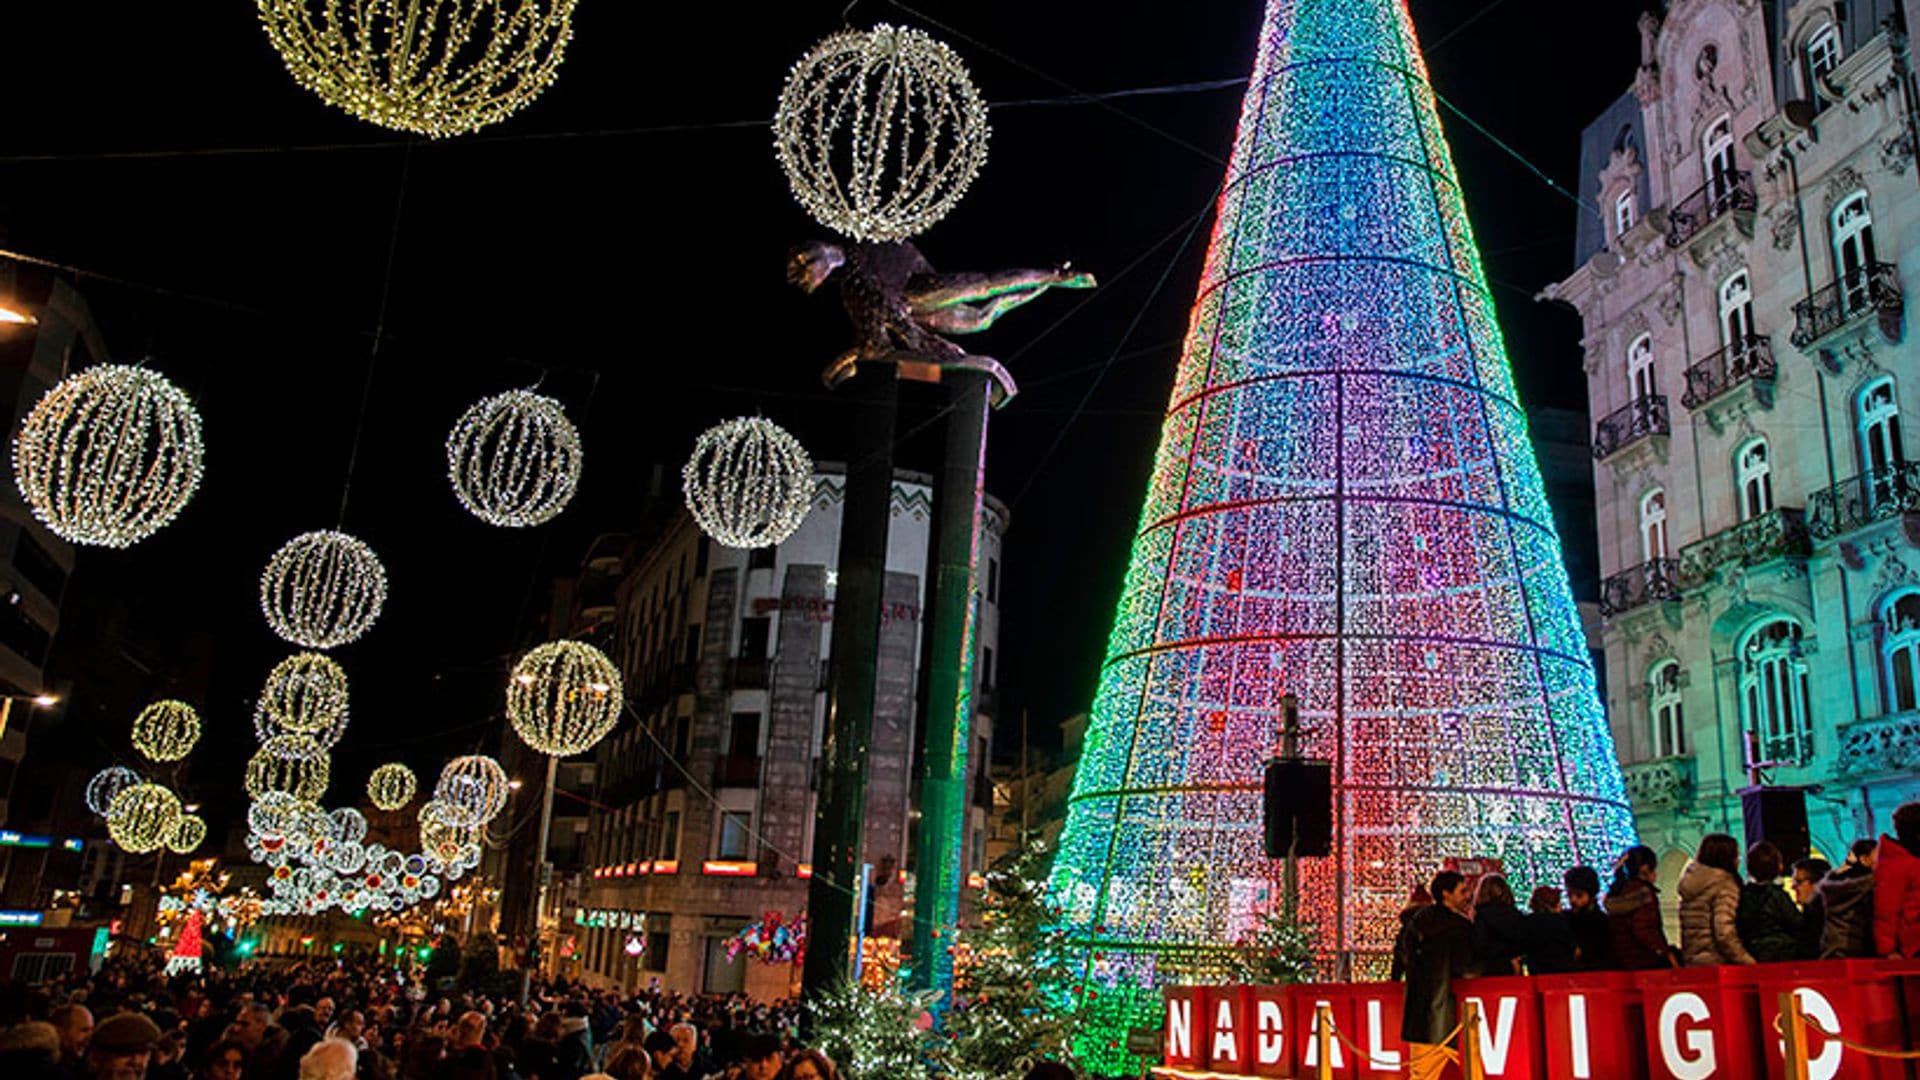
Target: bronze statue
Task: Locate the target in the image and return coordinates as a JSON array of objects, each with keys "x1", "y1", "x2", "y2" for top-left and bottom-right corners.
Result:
[{"x1": 788, "y1": 239, "x2": 1095, "y2": 400}]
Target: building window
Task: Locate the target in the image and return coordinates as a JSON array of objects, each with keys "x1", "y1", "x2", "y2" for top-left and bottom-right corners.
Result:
[
  {"x1": 715, "y1": 810, "x2": 752, "y2": 860},
  {"x1": 1805, "y1": 23, "x2": 1842, "y2": 95},
  {"x1": 694, "y1": 538, "x2": 710, "y2": 578},
  {"x1": 1639, "y1": 488, "x2": 1669, "y2": 561},
  {"x1": 748, "y1": 544, "x2": 776, "y2": 571},
  {"x1": 1832, "y1": 192, "x2": 1877, "y2": 314},
  {"x1": 1650, "y1": 660, "x2": 1685, "y2": 758},
  {"x1": 1736, "y1": 438, "x2": 1774, "y2": 521},
  {"x1": 1615, "y1": 189, "x2": 1637, "y2": 239},
  {"x1": 1719, "y1": 270, "x2": 1755, "y2": 351},
  {"x1": 1859, "y1": 377, "x2": 1905, "y2": 509},
  {"x1": 986, "y1": 557, "x2": 1000, "y2": 605},
  {"x1": 979, "y1": 646, "x2": 995, "y2": 693},
  {"x1": 10, "y1": 533, "x2": 66, "y2": 603},
  {"x1": 738, "y1": 617, "x2": 771, "y2": 660},
  {"x1": 1740, "y1": 619, "x2": 1812, "y2": 764},
  {"x1": 1703, "y1": 115, "x2": 1736, "y2": 208},
  {"x1": 1627, "y1": 334, "x2": 1655, "y2": 401},
  {"x1": 727, "y1": 711, "x2": 761, "y2": 758},
  {"x1": 659, "y1": 810, "x2": 680, "y2": 860},
  {"x1": 0, "y1": 596, "x2": 52, "y2": 667}
]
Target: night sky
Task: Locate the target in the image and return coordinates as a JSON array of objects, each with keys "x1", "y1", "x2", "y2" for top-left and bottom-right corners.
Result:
[{"x1": 0, "y1": 1, "x2": 1645, "y2": 836}]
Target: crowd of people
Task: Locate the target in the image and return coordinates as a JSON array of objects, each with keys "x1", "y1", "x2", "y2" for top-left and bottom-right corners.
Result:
[{"x1": 1393, "y1": 799, "x2": 1920, "y2": 1080}]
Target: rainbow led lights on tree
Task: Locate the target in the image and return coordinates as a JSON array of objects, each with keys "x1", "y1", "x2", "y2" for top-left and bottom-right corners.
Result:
[{"x1": 1046, "y1": 0, "x2": 1637, "y2": 1067}]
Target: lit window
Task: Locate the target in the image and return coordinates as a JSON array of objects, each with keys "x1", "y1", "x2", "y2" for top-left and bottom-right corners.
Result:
[
  {"x1": 1858, "y1": 377, "x2": 1905, "y2": 507},
  {"x1": 1740, "y1": 620, "x2": 1811, "y2": 764},
  {"x1": 1737, "y1": 438, "x2": 1774, "y2": 521},
  {"x1": 1702, "y1": 115, "x2": 1736, "y2": 209},
  {"x1": 1615, "y1": 190, "x2": 1636, "y2": 239},
  {"x1": 1883, "y1": 591, "x2": 1920, "y2": 713},
  {"x1": 1805, "y1": 23, "x2": 1842, "y2": 93},
  {"x1": 1719, "y1": 270, "x2": 1755, "y2": 352},
  {"x1": 1832, "y1": 192, "x2": 1877, "y2": 314},
  {"x1": 1639, "y1": 488, "x2": 1669, "y2": 561},
  {"x1": 1627, "y1": 335, "x2": 1655, "y2": 402},
  {"x1": 1650, "y1": 660, "x2": 1685, "y2": 758}
]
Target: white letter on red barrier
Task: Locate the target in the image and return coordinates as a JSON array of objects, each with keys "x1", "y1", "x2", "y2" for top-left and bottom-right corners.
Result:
[
  {"x1": 1256, "y1": 1000, "x2": 1286, "y2": 1067},
  {"x1": 1657, "y1": 992, "x2": 1715, "y2": 1080},
  {"x1": 1212, "y1": 997, "x2": 1241, "y2": 1067},
  {"x1": 1465, "y1": 996, "x2": 1517, "y2": 1075},
  {"x1": 1167, "y1": 997, "x2": 1191, "y2": 1062},
  {"x1": 1775, "y1": 988, "x2": 1841, "y2": 1080},
  {"x1": 1366, "y1": 999, "x2": 1403, "y2": 1070},
  {"x1": 1302, "y1": 1001, "x2": 1346, "y2": 1069},
  {"x1": 1567, "y1": 994, "x2": 1590, "y2": 1079}
]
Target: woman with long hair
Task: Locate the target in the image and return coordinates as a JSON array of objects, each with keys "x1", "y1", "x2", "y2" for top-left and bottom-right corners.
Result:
[
  {"x1": 1678, "y1": 833, "x2": 1755, "y2": 965},
  {"x1": 1605, "y1": 845, "x2": 1677, "y2": 969}
]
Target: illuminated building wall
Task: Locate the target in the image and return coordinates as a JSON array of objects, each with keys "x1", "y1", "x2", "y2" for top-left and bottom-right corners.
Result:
[{"x1": 1048, "y1": 0, "x2": 1638, "y2": 1065}]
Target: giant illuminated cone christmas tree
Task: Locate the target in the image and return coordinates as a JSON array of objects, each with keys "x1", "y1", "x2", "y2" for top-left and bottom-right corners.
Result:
[{"x1": 1049, "y1": 0, "x2": 1636, "y2": 1063}]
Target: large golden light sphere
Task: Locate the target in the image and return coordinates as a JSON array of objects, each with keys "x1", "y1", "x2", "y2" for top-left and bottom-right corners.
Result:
[
  {"x1": 108, "y1": 783, "x2": 183, "y2": 854},
  {"x1": 131, "y1": 700, "x2": 201, "y2": 762},
  {"x1": 167, "y1": 814, "x2": 208, "y2": 854},
  {"x1": 255, "y1": 653, "x2": 350, "y2": 746},
  {"x1": 367, "y1": 763, "x2": 418, "y2": 811},
  {"x1": 12, "y1": 365, "x2": 205, "y2": 548},
  {"x1": 506, "y1": 640, "x2": 623, "y2": 756},
  {"x1": 257, "y1": 0, "x2": 579, "y2": 138},
  {"x1": 245, "y1": 737, "x2": 330, "y2": 802}
]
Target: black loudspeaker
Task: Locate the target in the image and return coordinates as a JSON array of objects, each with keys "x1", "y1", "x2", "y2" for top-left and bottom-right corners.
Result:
[
  {"x1": 1740, "y1": 785, "x2": 1811, "y2": 868},
  {"x1": 1263, "y1": 759, "x2": 1333, "y2": 858}
]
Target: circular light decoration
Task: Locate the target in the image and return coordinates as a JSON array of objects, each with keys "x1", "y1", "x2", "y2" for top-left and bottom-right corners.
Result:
[
  {"x1": 167, "y1": 814, "x2": 208, "y2": 854},
  {"x1": 130, "y1": 700, "x2": 201, "y2": 762},
  {"x1": 85, "y1": 766, "x2": 142, "y2": 817},
  {"x1": 12, "y1": 365, "x2": 206, "y2": 549},
  {"x1": 107, "y1": 783, "x2": 183, "y2": 854},
  {"x1": 420, "y1": 804, "x2": 479, "y2": 867},
  {"x1": 434, "y1": 755, "x2": 510, "y2": 827},
  {"x1": 447, "y1": 390, "x2": 582, "y2": 527},
  {"x1": 367, "y1": 763, "x2": 417, "y2": 811},
  {"x1": 773, "y1": 24, "x2": 990, "y2": 242},
  {"x1": 507, "y1": 640, "x2": 624, "y2": 756},
  {"x1": 256, "y1": 0, "x2": 578, "y2": 139},
  {"x1": 682, "y1": 418, "x2": 814, "y2": 550},
  {"x1": 244, "y1": 737, "x2": 330, "y2": 802},
  {"x1": 328, "y1": 807, "x2": 369, "y2": 845},
  {"x1": 260, "y1": 531, "x2": 387, "y2": 649},
  {"x1": 256, "y1": 652, "x2": 349, "y2": 738}
]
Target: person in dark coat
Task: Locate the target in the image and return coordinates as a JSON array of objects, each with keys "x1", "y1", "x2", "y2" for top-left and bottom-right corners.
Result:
[
  {"x1": 1606, "y1": 845, "x2": 1678, "y2": 969},
  {"x1": 1790, "y1": 856, "x2": 1831, "y2": 960},
  {"x1": 1816, "y1": 839, "x2": 1878, "y2": 958},
  {"x1": 1400, "y1": 870, "x2": 1480, "y2": 1080},
  {"x1": 1524, "y1": 887, "x2": 1579, "y2": 974},
  {"x1": 1389, "y1": 886, "x2": 1433, "y2": 981},
  {"x1": 1877, "y1": 801, "x2": 1920, "y2": 958},
  {"x1": 1736, "y1": 841, "x2": 1803, "y2": 963},
  {"x1": 1563, "y1": 866, "x2": 1611, "y2": 970},
  {"x1": 0, "y1": 1020, "x2": 66, "y2": 1080},
  {"x1": 1471, "y1": 875, "x2": 1528, "y2": 975}
]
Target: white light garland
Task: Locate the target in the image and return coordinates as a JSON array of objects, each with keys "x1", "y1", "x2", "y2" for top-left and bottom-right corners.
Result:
[
  {"x1": 507, "y1": 640, "x2": 624, "y2": 756},
  {"x1": 256, "y1": 0, "x2": 579, "y2": 139},
  {"x1": 434, "y1": 755, "x2": 510, "y2": 827},
  {"x1": 260, "y1": 530, "x2": 387, "y2": 649},
  {"x1": 11, "y1": 364, "x2": 206, "y2": 548},
  {"x1": 255, "y1": 653, "x2": 350, "y2": 743},
  {"x1": 131, "y1": 700, "x2": 201, "y2": 762},
  {"x1": 108, "y1": 783, "x2": 183, "y2": 853},
  {"x1": 447, "y1": 390, "x2": 582, "y2": 527},
  {"x1": 368, "y1": 763, "x2": 418, "y2": 811},
  {"x1": 774, "y1": 24, "x2": 991, "y2": 242},
  {"x1": 245, "y1": 738, "x2": 330, "y2": 802},
  {"x1": 86, "y1": 766, "x2": 141, "y2": 816},
  {"x1": 167, "y1": 814, "x2": 208, "y2": 854},
  {"x1": 682, "y1": 417, "x2": 814, "y2": 549},
  {"x1": 328, "y1": 807, "x2": 369, "y2": 845}
]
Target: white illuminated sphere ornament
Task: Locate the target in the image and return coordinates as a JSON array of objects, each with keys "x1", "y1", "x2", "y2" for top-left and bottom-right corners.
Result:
[
  {"x1": 774, "y1": 24, "x2": 990, "y2": 242},
  {"x1": 86, "y1": 766, "x2": 142, "y2": 816},
  {"x1": 245, "y1": 737, "x2": 330, "y2": 802},
  {"x1": 434, "y1": 755, "x2": 510, "y2": 827},
  {"x1": 682, "y1": 418, "x2": 814, "y2": 549},
  {"x1": 507, "y1": 640, "x2": 624, "y2": 756},
  {"x1": 367, "y1": 763, "x2": 417, "y2": 811},
  {"x1": 131, "y1": 700, "x2": 201, "y2": 762},
  {"x1": 167, "y1": 814, "x2": 208, "y2": 854},
  {"x1": 256, "y1": 0, "x2": 578, "y2": 139},
  {"x1": 447, "y1": 390, "x2": 582, "y2": 527},
  {"x1": 12, "y1": 364, "x2": 206, "y2": 548},
  {"x1": 260, "y1": 531, "x2": 387, "y2": 649},
  {"x1": 108, "y1": 783, "x2": 183, "y2": 854}
]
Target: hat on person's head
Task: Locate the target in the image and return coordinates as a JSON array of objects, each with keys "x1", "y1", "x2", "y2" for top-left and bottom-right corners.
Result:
[{"x1": 90, "y1": 1013, "x2": 163, "y2": 1053}]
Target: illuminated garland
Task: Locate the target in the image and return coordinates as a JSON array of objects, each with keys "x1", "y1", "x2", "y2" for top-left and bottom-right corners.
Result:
[
  {"x1": 725, "y1": 911, "x2": 805, "y2": 965},
  {"x1": 245, "y1": 737, "x2": 330, "y2": 802},
  {"x1": 261, "y1": 530, "x2": 388, "y2": 649},
  {"x1": 368, "y1": 763, "x2": 418, "y2": 811},
  {"x1": 86, "y1": 766, "x2": 142, "y2": 816},
  {"x1": 132, "y1": 700, "x2": 201, "y2": 762},
  {"x1": 447, "y1": 390, "x2": 582, "y2": 527},
  {"x1": 1041, "y1": 1, "x2": 1639, "y2": 1071},
  {"x1": 507, "y1": 640, "x2": 623, "y2": 756},
  {"x1": 167, "y1": 814, "x2": 209, "y2": 854},
  {"x1": 11, "y1": 365, "x2": 205, "y2": 548},
  {"x1": 108, "y1": 783, "x2": 183, "y2": 854},
  {"x1": 682, "y1": 417, "x2": 814, "y2": 549},
  {"x1": 256, "y1": 0, "x2": 578, "y2": 138},
  {"x1": 434, "y1": 755, "x2": 510, "y2": 827},
  {"x1": 774, "y1": 25, "x2": 990, "y2": 242},
  {"x1": 255, "y1": 653, "x2": 350, "y2": 742}
]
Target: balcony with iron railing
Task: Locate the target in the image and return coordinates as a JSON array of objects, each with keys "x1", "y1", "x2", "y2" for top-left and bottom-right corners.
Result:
[
  {"x1": 1753, "y1": 729, "x2": 1815, "y2": 768},
  {"x1": 1622, "y1": 755, "x2": 1695, "y2": 812},
  {"x1": 1666, "y1": 171, "x2": 1756, "y2": 249},
  {"x1": 1680, "y1": 335, "x2": 1775, "y2": 411},
  {"x1": 1598, "y1": 558, "x2": 1682, "y2": 617},
  {"x1": 1808, "y1": 462, "x2": 1920, "y2": 539},
  {"x1": 1592, "y1": 395, "x2": 1669, "y2": 461},
  {"x1": 1677, "y1": 507, "x2": 1811, "y2": 587},
  {"x1": 1836, "y1": 712, "x2": 1920, "y2": 776},
  {"x1": 1791, "y1": 261, "x2": 1904, "y2": 349}
]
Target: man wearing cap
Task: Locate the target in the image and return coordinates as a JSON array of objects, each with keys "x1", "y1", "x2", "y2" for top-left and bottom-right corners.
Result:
[{"x1": 86, "y1": 1012, "x2": 162, "y2": 1080}]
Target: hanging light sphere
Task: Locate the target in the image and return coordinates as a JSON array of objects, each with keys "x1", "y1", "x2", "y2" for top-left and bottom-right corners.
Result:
[
  {"x1": 506, "y1": 640, "x2": 624, "y2": 756},
  {"x1": 328, "y1": 807, "x2": 369, "y2": 845},
  {"x1": 130, "y1": 700, "x2": 201, "y2": 763},
  {"x1": 11, "y1": 364, "x2": 206, "y2": 548},
  {"x1": 256, "y1": 0, "x2": 579, "y2": 139},
  {"x1": 107, "y1": 783, "x2": 183, "y2": 854},
  {"x1": 434, "y1": 755, "x2": 510, "y2": 827},
  {"x1": 773, "y1": 24, "x2": 991, "y2": 242},
  {"x1": 367, "y1": 763, "x2": 418, "y2": 811},
  {"x1": 682, "y1": 418, "x2": 815, "y2": 549},
  {"x1": 167, "y1": 814, "x2": 208, "y2": 855},
  {"x1": 260, "y1": 531, "x2": 387, "y2": 649},
  {"x1": 85, "y1": 766, "x2": 142, "y2": 816},
  {"x1": 245, "y1": 738, "x2": 330, "y2": 802},
  {"x1": 419, "y1": 803, "x2": 479, "y2": 866},
  {"x1": 446, "y1": 390, "x2": 582, "y2": 527},
  {"x1": 256, "y1": 652, "x2": 350, "y2": 740}
]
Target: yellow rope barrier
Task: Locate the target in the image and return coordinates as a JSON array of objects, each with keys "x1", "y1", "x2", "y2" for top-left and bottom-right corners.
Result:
[
  {"x1": 1311, "y1": 1003, "x2": 1467, "y2": 1075},
  {"x1": 1775, "y1": 996, "x2": 1920, "y2": 1065}
]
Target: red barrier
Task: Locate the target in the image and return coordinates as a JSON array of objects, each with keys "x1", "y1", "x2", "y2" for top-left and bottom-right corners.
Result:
[
  {"x1": 1537, "y1": 970, "x2": 1648, "y2": 1080},
  {"x1": 1247, "y1": 984, "x2": 1293, "y2": 1077},
  {"x1": 1453, "y1": 974, "x2": 1544, "y2": 1078},
  {"x1": 1163, "y1": 984, "x2": 1202, "y2": 1070},
  {"x1": 1752, "y1": 959, "x2": 1911, "y2": 1080},
  {"x1": 1636, "y1": 965, "x2": 1766, "y2": 1080}
]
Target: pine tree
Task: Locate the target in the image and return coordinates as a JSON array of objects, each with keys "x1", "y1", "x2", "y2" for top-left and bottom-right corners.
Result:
[
  {"x1": 945, "y1": 843, "x2": 1077, "y2": 1079},
  {"x1": 809, "y1": 975, "x2": 941, "y2": 1078},
  {"x1": 1229, "y1": 909, "x2": 1317, "y2": 985}
]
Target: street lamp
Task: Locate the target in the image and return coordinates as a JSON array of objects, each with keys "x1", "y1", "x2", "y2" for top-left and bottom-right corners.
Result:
[
  {"x1": 0, "y1": 302, "x2": 33, "y2": 327},
  {"x1": 0, "y1": 693, "x2": 62, "y2": 909}
]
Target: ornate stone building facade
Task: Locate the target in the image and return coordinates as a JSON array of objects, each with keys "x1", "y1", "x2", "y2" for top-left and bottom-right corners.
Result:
[{"x1": 1543, "y1": 0, "x2": 1920, "y2": 891}]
